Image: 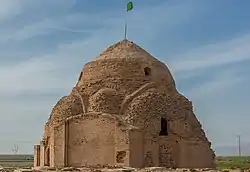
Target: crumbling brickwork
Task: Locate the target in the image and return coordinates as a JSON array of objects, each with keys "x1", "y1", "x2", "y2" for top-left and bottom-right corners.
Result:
[
  {"x1": 34, "y1": 39, "x2": 215, "y2": 168},
  {"x1": 34, "y1": 145, "x2": 40, "y2": 167}
]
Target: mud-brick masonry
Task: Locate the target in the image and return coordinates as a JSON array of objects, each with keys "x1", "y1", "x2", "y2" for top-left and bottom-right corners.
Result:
[{"x1": 34, "y1": 39, "x2": 215, "y2": 168}]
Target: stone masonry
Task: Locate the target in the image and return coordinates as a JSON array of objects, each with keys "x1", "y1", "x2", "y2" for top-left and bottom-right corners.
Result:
[{"x1": 34, "y1": 39, "x2": 215, "y2": 168}]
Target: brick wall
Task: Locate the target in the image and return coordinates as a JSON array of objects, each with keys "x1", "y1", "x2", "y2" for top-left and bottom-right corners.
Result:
[
  {"x1": 114, "y1": 126, "x2": 129, "y2": 166},
  {"x1": 177, "y1": 140, "x2": 215, "y2": 168},
  {"x1": 53, "y1": 123, "x2": 65, "y2": 167},
  {"x1": 34, "y1": 145, "x2": 40, "y2": 167},
  {"x1": 128, "y1": 129, "x2": 144, "y2": 168},
  {"x1": 67, "y1": 114, "x2": 116, "y2": 167}
]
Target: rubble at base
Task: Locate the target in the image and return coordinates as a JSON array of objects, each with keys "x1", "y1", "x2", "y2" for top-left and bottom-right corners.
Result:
[{"x1": 0, "y1": 166, "x2": 249, "y2": 172}]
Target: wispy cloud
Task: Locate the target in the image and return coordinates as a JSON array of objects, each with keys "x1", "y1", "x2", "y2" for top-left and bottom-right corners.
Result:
[
  {"x1": 169, "y1": 33, "x2": 250, "y2": 150},
  {"x1": 0, "y1": 0, "x2": 199, "y2": 95},
  {"x1": 170, "y1": 34, "x2": 250, "y2": 74},
  {"x1": 0, "y1": 1, "x2": 26, "y2": 22}
]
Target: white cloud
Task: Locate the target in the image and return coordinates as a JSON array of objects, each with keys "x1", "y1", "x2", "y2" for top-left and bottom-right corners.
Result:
[
  {"x1": 169, "y1": 34, "x2": 250, "y2": 73},
  {"x1": 0, "y1": 0, "x2": 25, "y2": 21},
  {"x1": 180, "y1": 64, "x2": 250, "y2": 148},
  {"x1": 186, "y1": 69, "x2": 246, "y2": 99},
  {"x1": 0, "y1": 0, "x2": 200, "y2": 96},
  {"x1": 165, "y1": 31, "x2": 250, "y2": 150}
]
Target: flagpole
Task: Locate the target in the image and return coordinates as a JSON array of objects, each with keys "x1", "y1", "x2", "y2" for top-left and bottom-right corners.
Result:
[
  {"x1": 124, "y1": 22, "x2": 127, "y2": 39},
  {"x1": 124, "y1": 1, "x2": 133, "y2": 40},
  {"x1": 124, "y1": 2, "x2": 128, "y2": 40}
]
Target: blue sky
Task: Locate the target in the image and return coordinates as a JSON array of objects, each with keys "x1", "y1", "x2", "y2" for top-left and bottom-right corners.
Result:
[{"x1": 0, "y1": 0, "x2": 250, "y2": 155}]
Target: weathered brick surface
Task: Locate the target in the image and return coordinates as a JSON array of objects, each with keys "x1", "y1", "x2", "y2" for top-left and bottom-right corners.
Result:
[
  {"x1": 33, "y1": 145, "x2": 40, "y2": 167},
  {"x1": 53, "y1": 124, "x2": 65, "y2": 167},
  {"x1": 34, "y1": 39, "x2": 215, "y2": 168},
  {"x1": 67, "y1": 114, "x2": 116, "y2": 167}
]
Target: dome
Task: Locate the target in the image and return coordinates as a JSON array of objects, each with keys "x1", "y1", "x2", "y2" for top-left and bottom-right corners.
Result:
[
  {"x1": 94, "y1": 39, "x2": 162, "y2": 61},
  {"x1": 77, "y1": 39, "x2": 176, "y2": 95},
  {"x1": 49, "y1": 39, "x2": 178, "y2": 125},
  {"x1": 88, "y1": 88, "x2": 123, "y2": 114},
  {"x1": 49, "y1": 95, "x2": 83, "y2": 125}
]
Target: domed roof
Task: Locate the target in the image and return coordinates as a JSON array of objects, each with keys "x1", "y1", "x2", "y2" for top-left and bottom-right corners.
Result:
[
  {"x1": 78, "y1": 39, "x2": 176, "y2": 93},
  {"x1": 47, "y1": 39, "x2": 178, "y2": 126},
  {"x1": 93, "y1": 39, "x2": 160, "y2": 62},
  {"x1": 49, "y1": 95, "x2": 83, "y2": 125}
]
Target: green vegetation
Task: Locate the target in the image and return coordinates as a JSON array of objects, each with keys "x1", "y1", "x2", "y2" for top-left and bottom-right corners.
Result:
[
  {"x1": 0, "y1": 155, "x2": 33, "y2": 167},
  {"x1": 0, "y1": 160, "x2": 33, "y2": 167},
  {"x1": 216, "y1": 156, "x2": 250, "y2": 169},
  {"x1": 0, "y1": 155, "x2": 250, "y2": 169}
]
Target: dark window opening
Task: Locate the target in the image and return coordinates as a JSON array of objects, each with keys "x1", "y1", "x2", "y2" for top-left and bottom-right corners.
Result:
[
  {"x1": 144, "y1": 67, "x2": 151, "y2": 76},
  {"x1": 184, "y1": 122, "x2": 188, "y2": 129},
  {"x1": 159, "y1": 118, "x2": 168, "y2": 136},
  {"x1": 78, "y1": 72, "x2": 83, "y2": 81},
  {"x1": 116, "y1": 151, "x2": 126, "y2": 163}
]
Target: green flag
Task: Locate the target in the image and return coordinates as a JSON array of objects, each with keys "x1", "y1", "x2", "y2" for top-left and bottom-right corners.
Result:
[{"x1": 127, "y1": 1, "x2": 133, "y2": 12}]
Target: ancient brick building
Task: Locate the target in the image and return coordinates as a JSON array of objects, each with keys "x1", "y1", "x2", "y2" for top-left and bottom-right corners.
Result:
[{"x1": 34, "y1": 40, "x2": 215, "y2": 168}]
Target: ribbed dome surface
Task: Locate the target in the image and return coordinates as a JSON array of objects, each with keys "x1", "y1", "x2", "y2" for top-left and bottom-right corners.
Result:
[
  {"x1": 49, "y1": 39, "x2": 177, "y2": 125},
  {"x1": 78, "y1": 39, "x2": 176, "y2": 94}
]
